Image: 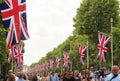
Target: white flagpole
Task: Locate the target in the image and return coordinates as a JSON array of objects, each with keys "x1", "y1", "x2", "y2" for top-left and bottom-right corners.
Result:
[
  {"x1": 71, "y1": 61, "x2": 72, "y2": 71},
  {"x1": 60, "y1": 51, "x2": 63, "y2": 74},
  {"x1": 110, "y1": 18, "x2": 113, "y2": 69},
  {"x1": 11, "y1": 61, "x2": 13, "y2": 70},
  {"x1": 87, "y1": 39, "x2": 89, "y2": 69}
]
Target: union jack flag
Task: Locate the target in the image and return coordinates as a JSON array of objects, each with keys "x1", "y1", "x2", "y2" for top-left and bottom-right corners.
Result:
[
  {"x1": 38, "y1": 65, "x2": 41, "y2": 71},
  {"x1": 55, "y1": 56, "x2": 60, "y2": 68},
  {"x1": 15, "y1": 44, "x2": 23, "y2": 66},
  {"x1": 41, "y1": 63, "x2": 45, "y2": 70},
  {"x1": 49, "y1": 59, "x2": 54, "y2": 69},
  {"x1": 78, "y1": 45, "x2": 87, "y2": 65},
  {"x1": 63, "y1": 52, "x2": 69, "y2": 67},
  {"x1": 0, "y1": 0, "x2": 29, "y2": 48},
  {"x1": 45, "y1": 62, "x2": 48, "y2": 70},
  {"x1": 98, "y1": 32, "x2": 110, "y2": 62},
  {"x1": 9, "y1": 45, "x2": 17, "y2": 62},
  {"x1": 35, "y1": 65, "x2": 39, "y2": 72},
  {"x1": 8, "y1": 44, "x2": 19, "y2": 63}
]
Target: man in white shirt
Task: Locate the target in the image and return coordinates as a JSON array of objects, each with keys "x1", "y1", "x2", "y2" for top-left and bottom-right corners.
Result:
[
  {"x1": 89, "y1": 66, "x2": 96, "y2": 80},
  {"x1": 49, "y1": 70, "x2": 59, "y2": 81},
  {"x1": 105, "y1": 65, "x2": 120, "y2": 81}
]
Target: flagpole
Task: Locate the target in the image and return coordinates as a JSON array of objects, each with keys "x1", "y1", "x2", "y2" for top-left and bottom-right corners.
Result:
[
  {"x1": 60, "y1": 51, "x2": 63, "y2": 74},
  {"x1": 87, "y1": 39, "x2": 89, "y2": 69},
  {"x1": 70, "y1": 61, "x2": 72, "y2": 71},
  {"x1": 70, "y1": 42, "x2": 72, "y2": 71},
  {"x1": 110, "y1": 18, "x2": 113, "y2": 68},
  {"x1": 100, "y1": 60, "x2": 102, "y2": 69},
  {"x1": 11, "y1": 61, "x2": 13, "y2": 71}
]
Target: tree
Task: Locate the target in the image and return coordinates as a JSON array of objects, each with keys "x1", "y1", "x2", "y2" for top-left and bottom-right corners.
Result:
[
  {"x1": 0, "y1": 12, "x2": 10, "y2": 74},
  {"x1": 74, "y1": 0, "x2": 119, "y2": 37},
  {"x1": 73, "y1": 0, "x2": 119, "y2": 68}
]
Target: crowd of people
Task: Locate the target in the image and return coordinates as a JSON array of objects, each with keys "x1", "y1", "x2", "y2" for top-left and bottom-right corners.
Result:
[{"x1": 1, "y1": 65, "x2": 120, "y2": 81}]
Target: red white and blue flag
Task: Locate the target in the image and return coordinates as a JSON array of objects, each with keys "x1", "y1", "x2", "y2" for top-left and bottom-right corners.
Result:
[
  {"x1": 45, "y1": 62, "x2": 48, "y2": 70},
  {"x1": 9, "y1": 45, "x2": 17, "y2": 62},
  {"x1": 78, "y1": 45, "x2": 87, "y2": 65},
  {"x1": 0, "y1": 0, "x2": 29, "y2": 48},
  {"x1": 63, "y1": 52, "x2": 69, "y2": 67},
  {"x1": 8, "y1": 44, "x2": 20, "y2": 63},
  {"x1": 49, "y1": 59, "x2": 54, "y2": 69},
  {"x1": 98, "y1": 32, "x2": 110, "y2": 62},
  {"x1": 15, "y1": 44, "x2": 23, "y2": 66},
  {"x1": 39, "y1": 63, "x2": 45, "y2": 71},
  {"x1": 55, "y1": 56, "x2": 60, "y2": 68}
]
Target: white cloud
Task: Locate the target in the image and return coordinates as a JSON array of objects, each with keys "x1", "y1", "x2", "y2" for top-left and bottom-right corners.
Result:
[{"x1": 24, "y1": 0, "x2": 82, "y2": 65}]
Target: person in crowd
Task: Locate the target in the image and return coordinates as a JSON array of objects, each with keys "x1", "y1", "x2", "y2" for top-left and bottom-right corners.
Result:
[
  {"x1": 102, "y1": 67, "x2": 107, "y2": 75},
  {"x1": 57, "y1": 72, "x2": 61, "y2": 81},
  {"x1": 28, "y1": 73, "x2": 33, "y2": 81},
  {"x1": 105, "y1": 65, "x2": 120, "y2": 81},
  {"x1": 41, "y1": 72, "x2": 49, "y2": 81},
  {"x1": 49, "y1": 70, "x2": 59, "y2": 81},
  {"x1": 32, "y1": 74, "x2": 37, "y2": 81},
  {"x1": 23, "y1": 73, "x2": 29, "y2": 81},
  {"x1": 45, "y1": 72, "x2": 50, "y2": 81},
  {"x1": 80, "y1": 70, "x2": 86, "y2": 80},
  {"x1": 41, "y1": 72, "x2": 45, "y2": 81},
  {"x1": 119, "y1": 70, "x2": 120, "y2": 74},
  {"x1": 89, "y1": 67, "x2": 96, "y2": 80},
  {"x1": 7, "y1": 73, "x2": 16, "y2": 81},
  {"x1": 37, "y1": 74, "x2": 40, "y2": 81},
  {"x1": 15, "y1": 72, "x2": 19, "y2": 81},
  {"x1": 81, "y1": 69, "x2": 95, "y2": 81},
  {"x1": 72, "y1": 70, "x2": 81, "y2": 81},
  {"x1": 59, "y1": 72, "x2": 65, "y2": 81},
  {"x1": 63, "y1": 71, "x2": 72, "y2": 81},
  {"x1": 69, "y1": 71, "x2": 73, "y2": 78},
  {"x1": 98, "y1": 68, "x2": 106, "y2": 81},
  {"x1": 42, "y1": 72, "x2": 49, "y2": 81},
  {"x1": 6, "y1": 70, "x2": 14, "y2": 81},
  {"x1": 6, "y1": 70, "x2": 18, "y2": 81},
  {"x1": 17, "y1": 72, "x2": 25, "y2": 81}
]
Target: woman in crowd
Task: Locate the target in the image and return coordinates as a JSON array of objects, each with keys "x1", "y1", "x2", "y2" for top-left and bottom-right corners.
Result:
[
  {"x1": 80, "y1": 70, "x2": 86, "y2": 80},
  {"x1": 32, "y1": 74, "x2": 37, "y2": 81},
  {"x1": 72, "y1": 70, "x2": 81, "y2": 81},
  {"x1": 98, "y1": 70, "x2": 106, "y2": 81},
  {"x1": 81, "y1": 69, "x2": 95, "y2": 81},
  {"x1": 7, "y1": 74, "x2": 16, "y2": 81},
  {"x1": 23, "y1": 74, "x2": 29, "y2": 81},
  {"x1": 63, "y1": 71, "x2": 73, "y2": 81},
  {"x1": 40, "y1": 73, "x2": 45, "y2": 81},
  {"x1": 41, "y1": 72, "x2": 49, "y2": 81},
  {"x1": 17, "y1": 72, "x2": 25, "y2": 81}
]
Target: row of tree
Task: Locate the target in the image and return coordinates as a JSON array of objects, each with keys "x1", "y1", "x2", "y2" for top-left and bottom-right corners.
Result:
[{"x1": 30, "y1": 0, "x2": 120, "y2": 72}]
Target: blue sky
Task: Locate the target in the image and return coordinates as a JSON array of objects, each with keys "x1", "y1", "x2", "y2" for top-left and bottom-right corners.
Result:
[{"x1": 24, "y1": 0, "x2": 82, "y2": 65}]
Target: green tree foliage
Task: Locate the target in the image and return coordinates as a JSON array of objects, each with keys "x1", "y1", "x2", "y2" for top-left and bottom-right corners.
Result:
[
  {"x1": 0, "y1": 14, "x2": 10, "y2": 74},
  {"x1": 0, "y1": 0, "x2": 4, "y2": 3},
  {"x1": 73, "y1": 0, "x2": 119, "y2": 68},
  {"x1": 112, "y1": 27, "x2": 120, "y2": 65},
  {"x1": 74, "y1": 0, "x2": 119, "y2": 37}
]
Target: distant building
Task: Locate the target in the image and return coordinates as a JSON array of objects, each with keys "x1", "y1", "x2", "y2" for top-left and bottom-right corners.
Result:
[{"x1": 23, "y1": 65, "x2": 30, "y2": 72}]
